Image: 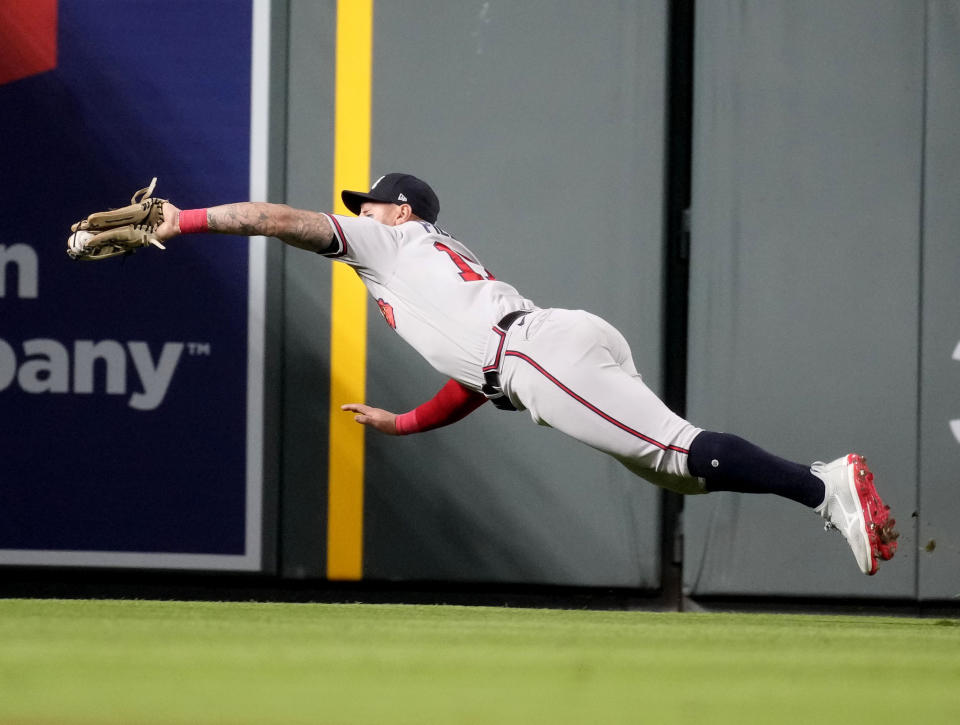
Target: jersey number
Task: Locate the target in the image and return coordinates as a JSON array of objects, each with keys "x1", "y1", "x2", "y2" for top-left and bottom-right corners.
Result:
[{"x1": 434, "y1": 242, "x2": 495, "y2": 282}]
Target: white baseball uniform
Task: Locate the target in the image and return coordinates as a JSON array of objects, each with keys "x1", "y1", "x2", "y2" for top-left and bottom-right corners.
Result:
[{"x1": 322, "y1": 214, "x2": 704, "y2": 494}]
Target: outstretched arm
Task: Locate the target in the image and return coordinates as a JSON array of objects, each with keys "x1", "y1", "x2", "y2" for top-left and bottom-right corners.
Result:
[
  {"x1": 156, "y1": 201, "x2": 336, "y2": 254},
  {"x1": 342, "y1": 379, "x2": 488, "y2": 436}
]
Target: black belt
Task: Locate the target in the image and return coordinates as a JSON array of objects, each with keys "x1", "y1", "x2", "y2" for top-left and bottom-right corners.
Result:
[
  {"x1": 482, "y1": 310, "x2": 531, "y2": 411},
  {"x1": 496, "y1": 309, "x2": 530, "y2": 331}
]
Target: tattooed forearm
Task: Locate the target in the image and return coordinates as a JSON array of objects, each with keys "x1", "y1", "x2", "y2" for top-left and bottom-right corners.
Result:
[
  {"x1": 207, "y1": 204, "x2": 270, "y2": 236},
  {"x1": 279, "y1": 209, "x2": 337, "y2": 253},
  {"x1": 205, "y1": 203, "x2": 336, "y2": 253}
]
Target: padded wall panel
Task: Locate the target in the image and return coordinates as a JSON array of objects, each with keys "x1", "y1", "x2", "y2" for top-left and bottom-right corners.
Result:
[{"x1": 684, "y1": 0, "x2": 923, "y2": 597}]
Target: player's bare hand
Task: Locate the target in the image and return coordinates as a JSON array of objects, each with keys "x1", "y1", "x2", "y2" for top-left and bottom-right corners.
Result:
[
  {"x1": 341, "y1": 403, "x2": 399, "y2": 435},
  {"x1": 154, "y1": 201, "x2": 182, "y2": 243}
]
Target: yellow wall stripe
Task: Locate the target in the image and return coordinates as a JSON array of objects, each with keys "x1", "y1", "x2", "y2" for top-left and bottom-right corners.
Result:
[{"x1": 327, "y1": 0, "x2": 372, "y2": 580}]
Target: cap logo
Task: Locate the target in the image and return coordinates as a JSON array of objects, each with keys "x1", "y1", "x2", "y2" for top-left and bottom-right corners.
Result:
[{"x1": 397, "y1": 193, "x2": 407, "y2": 202}]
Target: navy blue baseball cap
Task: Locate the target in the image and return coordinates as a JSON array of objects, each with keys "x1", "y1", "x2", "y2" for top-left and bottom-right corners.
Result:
[{"x1": 341, "y1": 173, "x2": 440, "y2": 223}]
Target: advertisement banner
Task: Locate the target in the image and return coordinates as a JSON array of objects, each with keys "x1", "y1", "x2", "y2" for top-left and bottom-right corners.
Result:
[{"x1": 0, "y1": 0, "x2": 266, "y2": 569}]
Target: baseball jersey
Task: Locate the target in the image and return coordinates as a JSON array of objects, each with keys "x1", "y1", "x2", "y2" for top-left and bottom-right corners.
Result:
[{"x1": 321, "y1": 214, "x2": 537, "y2": 390}]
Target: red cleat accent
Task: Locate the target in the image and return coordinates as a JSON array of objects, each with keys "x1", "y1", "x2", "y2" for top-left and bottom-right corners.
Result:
[{"x1": 848, "y1": 454, "x2": 899, "y2": 574}]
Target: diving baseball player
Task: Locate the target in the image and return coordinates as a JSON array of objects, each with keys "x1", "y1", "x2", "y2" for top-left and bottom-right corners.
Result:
[{"x1": 135, "y1": 172, "x2": 898, "y2": 576}]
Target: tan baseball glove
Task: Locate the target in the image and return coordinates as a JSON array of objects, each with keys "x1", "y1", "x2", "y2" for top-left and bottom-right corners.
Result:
[{"x1": 67, "y1": 178, "x2": 168, "y2": 260}]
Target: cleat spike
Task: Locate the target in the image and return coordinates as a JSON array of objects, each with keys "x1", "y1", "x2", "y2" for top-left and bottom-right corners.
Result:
[{"x1": 814, "y1": 454, "x2": 896, "y2": 574}]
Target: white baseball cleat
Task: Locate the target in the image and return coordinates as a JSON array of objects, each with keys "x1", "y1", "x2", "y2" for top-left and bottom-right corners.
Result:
[{"x1": 812, "y1": 454, "x2": 898, "y2": 576}]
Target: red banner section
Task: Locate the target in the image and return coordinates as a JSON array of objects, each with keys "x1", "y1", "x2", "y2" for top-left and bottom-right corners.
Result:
[{"x1": 0, "y1": 0, "x2": 58, "y2": 86}]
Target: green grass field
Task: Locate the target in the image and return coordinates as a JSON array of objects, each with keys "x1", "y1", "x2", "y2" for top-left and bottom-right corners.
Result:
[{"x1": 0, "y1": 599, "x2": 957, "y2": 724}]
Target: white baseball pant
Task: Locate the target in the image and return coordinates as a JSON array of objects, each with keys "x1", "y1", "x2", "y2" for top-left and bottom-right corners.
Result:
[{"x1": 486, "y1": 308, "x2": 705, "y2": 495}]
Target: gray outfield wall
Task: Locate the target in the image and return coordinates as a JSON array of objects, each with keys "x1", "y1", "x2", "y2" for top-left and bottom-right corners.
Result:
[
  {"x1": 684, "y1": 0, "x2": 959, "y2": 601},
  {"x1": 282, "y1": 0, "x2": 669, "y2": 588},
  {"x1": 276, "y1": 1, "x2": 959, "y2": 601}
]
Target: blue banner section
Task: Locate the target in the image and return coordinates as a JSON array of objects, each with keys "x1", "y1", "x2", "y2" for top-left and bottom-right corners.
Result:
[{"x1": 0, "y1": 1, "x2": 255, "y2": 559}]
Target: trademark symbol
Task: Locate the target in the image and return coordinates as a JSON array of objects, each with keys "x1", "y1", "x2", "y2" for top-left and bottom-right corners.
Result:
[{"x1": 187, "y1": 342, "x2": 211, "y2": 356}]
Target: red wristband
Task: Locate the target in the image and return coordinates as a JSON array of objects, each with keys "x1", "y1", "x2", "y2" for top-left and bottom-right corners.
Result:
[
  {"x1": 394, "y1": 410, "x2": 418, "y2": 436},
  {"x1": 393, "y1": 380, "x2": 487, "y2": 435},
  {"x1": 178, "y1": 208, "x2": 209, "y2": 235}
]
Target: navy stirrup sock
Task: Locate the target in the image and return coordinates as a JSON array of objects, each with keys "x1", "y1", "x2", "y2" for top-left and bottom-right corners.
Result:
[{"x1": 688, "y1": 431, "x2": 826, "y2": 508}]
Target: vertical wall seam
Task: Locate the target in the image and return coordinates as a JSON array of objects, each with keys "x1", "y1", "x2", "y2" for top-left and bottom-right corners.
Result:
[
  {"x1": 270, "y1": 0, "x2": 291, "y2": 575},
  {"x1": 914, "y1": 0, "x2": 929, "y2": 601},
  {"x1": 662, "y1": 0, "x2": 695, "y2": 610}
]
